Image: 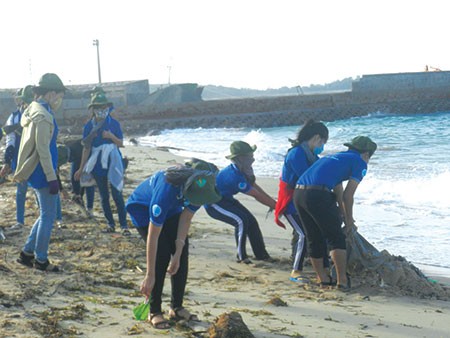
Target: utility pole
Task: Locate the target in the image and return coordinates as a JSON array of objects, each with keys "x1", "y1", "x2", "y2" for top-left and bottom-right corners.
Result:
[
  {"x1": 28, "y1": 58, "x2": 33, "y2": 83},
  {"x1": 92, "y1": 39, "x2": 102, "y2": 83},
  {"x1": 167, "y1": 65, "x2": 172, "y2": 85}
]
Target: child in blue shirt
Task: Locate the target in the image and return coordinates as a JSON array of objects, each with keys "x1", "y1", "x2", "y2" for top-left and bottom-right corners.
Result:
[
  {"x1": 275, "y1": 120, "x2": 329, "y2": 283},
  {"x1": 205, "y1": 141, "x2": 276, "y2": 264},
  {"x1": 126, "y1": 159, "x2": 221, "y2": 329},
  {"x1": 74, "y1": 92, "x2": 129, "y2": 235},
  {"x1": 294, "y1": 136, "x2": 377, "y2": 290}
]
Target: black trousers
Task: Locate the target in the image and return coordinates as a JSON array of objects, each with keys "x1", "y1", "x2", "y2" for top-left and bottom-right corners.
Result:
[
  {"x1": 285, "y1": 212, "x2": 329, "y2": 270},
  {"x1": 205, "y1": 198, "x2": 269, "y2": 260},
  {"x1": 136, "y1": 212, "x2": 189, "y2": 314},
  {"x1": 293, "y1": 189, "x2": 346, "y2": 258}
]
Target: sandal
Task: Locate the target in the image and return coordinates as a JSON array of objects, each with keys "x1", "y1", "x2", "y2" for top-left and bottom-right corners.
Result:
[
  {"x1": 34, "y1": 259, "x2": 60, "y2": 272},
  {"x1": 169, "y1": 307, "x2": 200, "y2": 322},
  {"x1": 319, "y1": 275, "x2": 337, "y2": 288},
  {"x1": 336, "y1": 284, "x2": 351, "y2": 292},
  {"x1": 17, "y1": 251, "x2": 35, "y2": 268},
  {"x1": 289, "y1": 275, "x2": 310, "y2": 284},
  {"x1": 149, "y1": 313, "x2": 171, "y2": 329},
  {"x1": 236, "y1": 257, "x2": 253, "y2": 264},
  {"x1": 254, "y1": 255, "x2": 277, "y2": 263},
  {"x1": 122, "y1": 229, "x2": 131, "y2": 236}
]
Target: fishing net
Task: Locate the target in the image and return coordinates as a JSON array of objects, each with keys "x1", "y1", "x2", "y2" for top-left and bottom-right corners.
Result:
[{"x1": 346, "y1": 227, "x2": 450, "y2": 299}]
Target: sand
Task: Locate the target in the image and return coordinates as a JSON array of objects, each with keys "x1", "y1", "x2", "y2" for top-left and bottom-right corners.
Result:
[{"x1": 1, "y1": 143, "x2": 450, "y2": 338}]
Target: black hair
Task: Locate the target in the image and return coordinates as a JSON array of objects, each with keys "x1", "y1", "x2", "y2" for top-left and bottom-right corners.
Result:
[
  {"x1": 164, "y1": 164, "x2": 194, "y2": 186},
  {"x1": 165, "y1": 158, "x2": 218, "y2": 188},
  {"x1": 290, "y1": 119, "x2": 329, "y2": 146}
]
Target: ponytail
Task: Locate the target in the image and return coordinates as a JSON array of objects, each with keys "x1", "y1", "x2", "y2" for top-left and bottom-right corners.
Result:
[{"x1": 289, "y1": 119, "x2": 329, "y2": 147}]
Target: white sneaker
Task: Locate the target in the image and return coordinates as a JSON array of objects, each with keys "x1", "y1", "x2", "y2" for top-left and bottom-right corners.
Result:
[
  {"x1": 56, "y1": 220, "x2": 66, "y2": 229},
  {"x1": 5, "y1": 223, "x2": 24, "y2": 236},
  {"x1": 10, "y1": 223, "x2": 24, "y2": 230}
]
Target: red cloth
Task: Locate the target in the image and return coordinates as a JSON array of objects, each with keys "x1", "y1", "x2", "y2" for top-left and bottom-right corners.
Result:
[{"x1": 274, "y1": 180, "x2": 294, "y2": 229}]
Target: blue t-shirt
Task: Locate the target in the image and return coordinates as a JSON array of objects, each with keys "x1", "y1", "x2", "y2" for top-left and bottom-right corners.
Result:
[
  {"x1": 281, "y1": 146, "x2": 316, "y2": 188},
  {"x1": 297, "y1": 150, "x2": 367, "y2": 190},
  {"x1": 281, "y1": 145, "x2": 316, "y2": 213},
  {"x1": 28, "y1": 102, "x2": 58, "y2": 189},
  {"x1": 9, "y1": 109, "x2": 22, "y2": 171},
  {"x1": 126, "y1": 171, "x2": 199, "y2": 227},
  {"x1": 82, "y1": 114, "x2": 123, "y2": 176},
  {"x1": 215, "y1": 164, "x2": 252, "y2": 199}
]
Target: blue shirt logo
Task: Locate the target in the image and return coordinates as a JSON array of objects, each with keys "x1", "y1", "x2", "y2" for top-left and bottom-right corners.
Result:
[
  {"x1": 238, "y1": 182, "x2": 247, "y2": 190},
  {"x1": 196, "y1": 178, "x2": 207, "y2": 188},
  {"x1": 152, "y1": 204, "x2": 162, "y2": 217},
  {"x1": 361, "y1": 169, "x2": 367, "y2": 178}
]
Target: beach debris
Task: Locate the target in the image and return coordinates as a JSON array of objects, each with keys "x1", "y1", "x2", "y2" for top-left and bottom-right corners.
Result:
[
  {"x1": 266, "y1": 296, "x2": 288, "y2": 307},
  {"x1": 127, "y1": 323, "x2": 145, "y2": 335},
  {"x1": 0, "y1": 263, "x2": 12, "y2": 273},
  {"x1": 31, "y1": 303, "x2": 87, "y2": 337},
  {"x1": 324, "y1": 315, "x2": 340, "y2": 323},
  {"x1": 207, "y1": 311, "x2": 255, "y2": 338},
  {"x1": 346, "y1": 228, "x2": 450, "y2": 299},
  {"x1": 230, "y1": 308, "x2": 273, "y2": 317}
]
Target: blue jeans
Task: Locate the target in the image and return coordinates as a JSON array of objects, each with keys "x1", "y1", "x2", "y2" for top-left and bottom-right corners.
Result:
[
  {"x1": 23, "y1": 187, "x2": 57, "y2": 262},
  {"x1": 94, "y1": 174, "x2": 127, "y2": 229},
  {"x1": 56, "y1": 194, "x2": 62, "y2": 221},
  {"x1": 16, "y1": 181, "x2": 28, "y2": 225},
  {"x1": 84, "y1": 187, "x2": 95, "y2": 209}
]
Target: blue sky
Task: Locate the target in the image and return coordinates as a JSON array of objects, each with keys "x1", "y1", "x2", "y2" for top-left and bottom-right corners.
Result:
[{"x1": 1, "y1": 0, "x2": 449, "y2": 90}]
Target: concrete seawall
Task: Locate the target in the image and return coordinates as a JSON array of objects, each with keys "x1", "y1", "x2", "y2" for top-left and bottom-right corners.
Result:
[
  {"x1": 116, "y1": 71, "x2": 450, "y2": 134},
  {"x1": 2, "y1": 71, "x2": 450, "y2": 135}
]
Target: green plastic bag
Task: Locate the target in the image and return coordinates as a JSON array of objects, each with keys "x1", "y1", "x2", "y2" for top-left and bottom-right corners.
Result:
[{"x1": 133, "y1": 299, "x2": 150, "y2": 321}]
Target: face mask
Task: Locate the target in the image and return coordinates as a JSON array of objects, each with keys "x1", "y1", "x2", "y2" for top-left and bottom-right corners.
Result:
[
  {"x1": 313, "y1": 144, "x2": 324, "y2": 155},
  {"x1": 94, "y1": 108, "x2": 109, "y2": 120},
  {"x1": 51, "y1": 97, "x2": 63, "y2": 111}
]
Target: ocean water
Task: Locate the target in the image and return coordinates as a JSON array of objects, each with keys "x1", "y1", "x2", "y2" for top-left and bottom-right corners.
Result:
[{"x1": 137, "y1": 112, "x2": 450, "y2": 272}]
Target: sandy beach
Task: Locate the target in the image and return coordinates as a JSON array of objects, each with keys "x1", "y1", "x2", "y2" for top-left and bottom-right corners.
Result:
[{"x1": 1, "y1": 143, "x2": 450, "y2": 338}]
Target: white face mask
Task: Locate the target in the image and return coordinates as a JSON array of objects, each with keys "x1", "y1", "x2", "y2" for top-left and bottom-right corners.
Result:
[{"x1": 94, "y1": 108, "x2": 109, "y2": 120}]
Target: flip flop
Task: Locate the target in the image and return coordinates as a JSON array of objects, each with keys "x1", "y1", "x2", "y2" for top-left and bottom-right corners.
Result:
[
  {"x1": 169, "y1": 307, "x2": 200, "y2": 322},
  {"x1": 318, "y1": 276, "x2": 337, "y2": 289},
  {"x1": 289, "y1": 276, "x2": 310, "y2": 284},
  {"x1": 336, "y1": 284, "x2": 351, "y2": 293},
  {"x1": 150, "y1": 313, "x2": 171, "y2": 329}
]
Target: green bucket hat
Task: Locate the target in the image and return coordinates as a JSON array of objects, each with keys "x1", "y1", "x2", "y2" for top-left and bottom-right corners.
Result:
[
  {"x1": 91, "y1": 86, "x2": 105, "y2": 95},
  {"x1": 183, "y1": 159, "x2": 221, "y2": 206},
  {"x1": 88, "y1": 92, "x2": 113, "y2": 108},
  {"x1": 17, "y1": 85, "x2": 34, "y2": 104},
  {"x1": 225, "y1": 141, "x2": 257, "y2": 159},
  {"x1": 344, "y1": 136, "x2": 377, "y2": 156},
  {"x1": 185, "y1": 158, "x2": 219, "y2": 173},
  {"x1": 37, "y1": 73, "x2": 67, "y2": 92}
]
